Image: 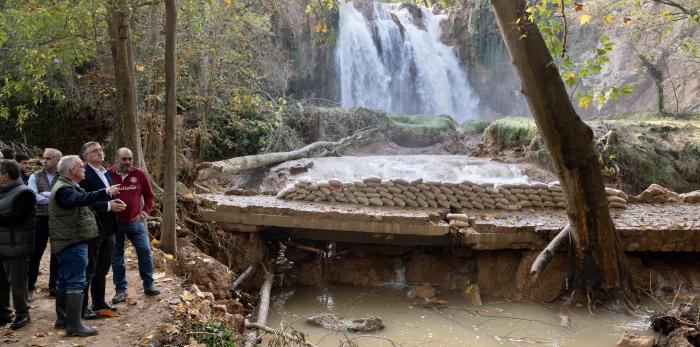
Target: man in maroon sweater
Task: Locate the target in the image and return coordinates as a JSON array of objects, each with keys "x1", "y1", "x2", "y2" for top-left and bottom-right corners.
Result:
[{"x1": 108, "y1": 148, "x2": 159, "y2": 304}]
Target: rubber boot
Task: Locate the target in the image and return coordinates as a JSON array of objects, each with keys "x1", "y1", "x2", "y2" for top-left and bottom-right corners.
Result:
[
  {"x1": 65, "y1": 292, "x2": 98, "y2": 336},
  {"x1": 54, "y1": 290, "x2": 66, "y2": 329}
]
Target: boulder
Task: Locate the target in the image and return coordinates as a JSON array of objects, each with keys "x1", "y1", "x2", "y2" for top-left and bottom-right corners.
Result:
[
  {"x1": 616, "y1": 332, "x2": 655, "y2": 347},
  {"x1": 407, "y1": 283, "x2": 436, "y2": 300},
  {"x1": 681, "y1": 191, "x2": 700, "y2": 204},
  {"x1": 634, "y1": 184, "x2": 681, "y2": 203}
]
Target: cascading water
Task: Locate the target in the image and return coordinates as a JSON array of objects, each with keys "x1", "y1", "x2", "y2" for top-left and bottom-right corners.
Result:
[{"x1": 335, "y1": 1, "x2": 479, "y2": 121}]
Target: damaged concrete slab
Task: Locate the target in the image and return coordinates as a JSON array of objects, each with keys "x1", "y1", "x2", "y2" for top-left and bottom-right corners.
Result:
[{"x1": 198, "y1": 194, "x2": 700, "y2": 252}]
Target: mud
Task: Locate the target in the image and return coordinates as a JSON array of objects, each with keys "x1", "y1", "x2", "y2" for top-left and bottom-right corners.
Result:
[{"x1": 278, "y1": 241, "x2": 700, "y2": 301}]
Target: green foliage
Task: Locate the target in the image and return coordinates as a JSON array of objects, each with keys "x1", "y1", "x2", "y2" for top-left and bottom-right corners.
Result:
[
  {"x1": 594, "y1": 112, "x2": 700, "y2": 193},
  {"x1": 191, "y1": 320, "x2": 236, "y2": 347},
  {"x1": 525, "y1": 1, "x2": 634, "y2": 109},
  {"x1": 301, "y1": 0, "x2": 339, "y2": 45},
  {"x1": 203, "y1": 89, "x2": 280, "y2": 160},
  {"x1": 387, "y1": 114, "x2": 457, "y2": 147},
  {"x1": 0, "y1": 1, "x2": 101, "y2": 125},
  {"x1": 482, "y1": 116, "x2": 538, "y2": 148},
  {"x1": 460, "y1": 119, "x2": 491, "y2": 135}
]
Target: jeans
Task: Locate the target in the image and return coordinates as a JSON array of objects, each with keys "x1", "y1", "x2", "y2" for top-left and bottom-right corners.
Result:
[
  {"x1": 55, "y1": 243, "x2": 88, "y2": 293},
  {"x1": 28, "y1": 216, "x2": 58, "y2": 290},
  {"x1": 0, "y1": 256, "x2": 30, "y2": 318},
  {"x1": 112, "y1": 221, "x2": 154, "y2": 291}
]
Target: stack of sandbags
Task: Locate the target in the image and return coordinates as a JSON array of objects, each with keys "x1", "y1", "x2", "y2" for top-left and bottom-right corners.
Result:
[
  {"x1": 276, "y1": 178, "x2": 629, "y2": 210},
  {"x1": 446, "y1": 213, "x2": 470, "y2": 229},
  {"x1": 605, "y1": 187, "x2": 629, "y2": 209}
]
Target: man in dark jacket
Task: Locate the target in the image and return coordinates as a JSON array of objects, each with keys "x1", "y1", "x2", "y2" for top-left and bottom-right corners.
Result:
[
  {"x1": 49, "y1": 155, "x2": 119, "y2": 337},
  {"x1": 0, "y1": 160, "x2": 36, "y2": 330},
  {"x1": 78, "y1": 142, "x2": 124, "y2": 319}
]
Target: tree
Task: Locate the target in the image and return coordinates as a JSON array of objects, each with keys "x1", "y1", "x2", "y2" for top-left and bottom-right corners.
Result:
[
  {"x1": 106, "y1": 0, "x2": 147, "y2": 171},
  {"x1": 160, "y1": 0, "x2": 178, "y2": 257},
  {"x1": 490, "y1": 0, "x2": 634, "y2": 310}
]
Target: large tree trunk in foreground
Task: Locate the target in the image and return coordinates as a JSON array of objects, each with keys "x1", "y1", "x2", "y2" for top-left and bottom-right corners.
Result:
[
  {"x1": 490, "y1": 0, "x2": 633, "y2": 307},
  {"x1": 107, "y1": 3, "x2": 147, "y2": 171},
  {"x1": 159, "y1": 0, "x2": 178, "y2": 257}
]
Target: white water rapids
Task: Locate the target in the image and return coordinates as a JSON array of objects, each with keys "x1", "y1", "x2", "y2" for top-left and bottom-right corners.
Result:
[{"x1": 335, "y1": 1, "x2": 479, "y2": 121}]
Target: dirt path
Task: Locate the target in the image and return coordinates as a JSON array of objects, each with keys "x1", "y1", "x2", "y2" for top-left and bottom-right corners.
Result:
[{"x1": 1, "y1": 243, "x2": 183, "y2": 347}]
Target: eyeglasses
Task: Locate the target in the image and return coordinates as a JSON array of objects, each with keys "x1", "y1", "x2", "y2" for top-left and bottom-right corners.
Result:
[
  {"x1": 88, "y1": 148, "x2": 104, "y2": 154},
  {"x1": 72, "y1": 165, "x2": 86, "y2": 170}
]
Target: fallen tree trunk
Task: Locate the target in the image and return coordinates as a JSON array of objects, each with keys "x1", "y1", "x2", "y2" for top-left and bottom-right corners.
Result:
[
  {"x1": 243, "y1": 272, "x2": 274, "y2": 347},
  {"x1": 245, "y1": 322, "x2": 318, "y2": 347},
  {"x1": 197, "y1": 128, "x2": 377, "y2": 180},
  {"x1": 229, "y1": 264, "x2": 256, "y2": 293},
  {"x1": 530, "y1": 224, "x2": 570, "y2": 280}
]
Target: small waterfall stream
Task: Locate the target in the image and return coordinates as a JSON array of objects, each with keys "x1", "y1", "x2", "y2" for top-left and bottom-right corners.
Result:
[{"x1": 335, "y1": 1, "x2": 479, "y2": 121}]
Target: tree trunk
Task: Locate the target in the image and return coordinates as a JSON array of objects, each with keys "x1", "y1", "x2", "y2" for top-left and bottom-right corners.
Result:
[
  {"x1": 107, "y1": 2, "x2": 147, "y2": 171},
  {"x1": 160, "y1": 0, "x2": 178, "y2": 257},
  {"x1": 490, "y1": 0, "x2": 634, "y2": 308},
  {"x1": 196, "y1": 128, "x2": 377, "y2": 180}
]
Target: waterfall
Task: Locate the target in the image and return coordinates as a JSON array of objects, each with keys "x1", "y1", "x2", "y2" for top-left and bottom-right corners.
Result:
[{"x1": 335, "y1": 1, "x2": 479, "y2": 121}]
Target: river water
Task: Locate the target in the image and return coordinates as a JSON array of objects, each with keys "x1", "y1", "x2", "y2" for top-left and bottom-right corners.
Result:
[{"x1": 267, "y1": 285, "x2": 654, "y2": 347}]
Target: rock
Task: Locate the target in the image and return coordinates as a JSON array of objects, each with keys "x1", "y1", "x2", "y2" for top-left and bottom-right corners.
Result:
[
  {"x1": 617, "y1": 332, "x2": 655, "y2": 347},
  {"x1": 407, "y1": 283, "x2": 436, "y2": 300},
  {"x1": 681, "y1": 191, "x2": 700, "y2": 204},
  {"x1": 306, "y1": 314, "x2": 384, "y2": 332},
  {"x1": 661, "y1": 327, "x2": 697, "y2": 347},
  {"x1": 635, "y1": 184, "x2": 681, "y2": 203}
]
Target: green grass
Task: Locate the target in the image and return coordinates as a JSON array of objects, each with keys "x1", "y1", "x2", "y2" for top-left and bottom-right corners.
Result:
[
  {"x1": 460, "y1": 119, "x2": 491, "y2": 135},
  {"x1": 482, "y1": 116, "x2": 538, "y2": 148},
  {"x1": 387, "y1": 114, "x2": 457, "y2": 147}
]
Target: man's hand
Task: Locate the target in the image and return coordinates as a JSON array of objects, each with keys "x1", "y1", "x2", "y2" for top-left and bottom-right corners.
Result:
[
  {"x1": 106, "y1": 184, "x2": 121, "y2": 197},
  {"x1": 109, "y1": 199, "x2": 126, "y2": 213},
  {"x1": 139, "y1": 211, "x2": 148, "y2": 220}
]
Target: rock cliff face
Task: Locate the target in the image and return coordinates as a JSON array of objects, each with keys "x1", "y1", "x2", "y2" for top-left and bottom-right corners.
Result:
[
  {"x1": 271, "y1": 0, "x2": 699, "y2": 117},
  {"x1": 270, "y1": 0, "x2": 339, "y2": 102}
]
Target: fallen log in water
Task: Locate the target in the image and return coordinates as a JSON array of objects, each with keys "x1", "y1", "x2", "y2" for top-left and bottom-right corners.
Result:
[
  {"x1": 243, "y1": 272, "x2": 274, "y2": 347},
  {"x1": 244, "y1": 322, "x2": 318, "y2": 347}
]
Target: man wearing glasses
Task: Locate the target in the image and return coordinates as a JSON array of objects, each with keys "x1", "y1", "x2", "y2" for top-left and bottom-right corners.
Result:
[
  {"x1": 78, "y1": 142, "x2": 125, "y2": 319},
  {"x1": 49, "y1": 155, "x2": 119, "y2": 336}
]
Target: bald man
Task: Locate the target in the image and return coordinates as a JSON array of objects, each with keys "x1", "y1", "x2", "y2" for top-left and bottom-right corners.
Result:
[{"x1": 107, "y1": 148, "x2": 159, "y2": 304}]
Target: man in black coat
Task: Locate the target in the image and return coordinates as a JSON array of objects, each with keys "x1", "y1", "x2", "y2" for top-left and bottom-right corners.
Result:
[
  {"x1": 0, "y1": 160, "x2": 35, "y2": 329},
  {"x1": 78, "y1": 142, "x2": 125, "y2": 319}
]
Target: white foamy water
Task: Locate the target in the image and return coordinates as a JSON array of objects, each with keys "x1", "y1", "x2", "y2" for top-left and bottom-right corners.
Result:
[
  {"x1": 278, "y1": 155, "x2": 530, "y2": 186},
  {"x1": 335, "y1": 2, "x2": 479, "y2": 121},
  {"x1": 267, "y1": 286, "x2": 654, "y2": 347}
]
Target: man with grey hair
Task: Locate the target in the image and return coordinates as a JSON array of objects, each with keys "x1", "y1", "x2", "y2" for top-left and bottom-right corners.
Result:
[
  {"x1": 50, "y1": 155, "x2": 119, "y2": 336},
  {"x1": 28, "y1": 148, "x2": 62, "y2": 296},
  {"x1": 0, "y1": 159, "x2": 36, "y2": 329},
  {"x1": 78, "y1": 142, "x2": 124, "y2": 319}
]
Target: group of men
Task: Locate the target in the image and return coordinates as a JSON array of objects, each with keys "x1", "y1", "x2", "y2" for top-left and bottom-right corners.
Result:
[{"x1": 0, "y1": 143, "x2": 159, "y2": 336}]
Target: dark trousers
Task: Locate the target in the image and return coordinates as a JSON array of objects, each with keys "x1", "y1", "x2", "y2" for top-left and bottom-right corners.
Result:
[
  {"x1": 84, "y1": 233, "x2": 114, "y2": 308},
  {"x1": 28, "y1": 216, "x2": 58, "y2": 290},
  {"x1": 0, "y1": 256, "x2": 30, "y2": 318}
]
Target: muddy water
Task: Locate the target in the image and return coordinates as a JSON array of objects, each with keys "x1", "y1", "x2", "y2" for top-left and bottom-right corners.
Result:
[{"x1": 267, "y1": 285, "x2": 654, "y2": 346}]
